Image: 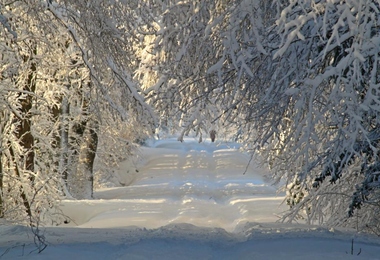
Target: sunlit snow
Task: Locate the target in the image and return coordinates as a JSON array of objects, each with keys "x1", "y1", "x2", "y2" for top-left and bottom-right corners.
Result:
[{"x1": 1, "y1": 138, "x2": 379, "y2": 259}]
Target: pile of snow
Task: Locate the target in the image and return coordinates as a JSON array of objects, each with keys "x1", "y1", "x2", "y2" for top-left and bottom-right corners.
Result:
[{"x1": 1, "y1": 138, "x2": 379, "y2": 259}]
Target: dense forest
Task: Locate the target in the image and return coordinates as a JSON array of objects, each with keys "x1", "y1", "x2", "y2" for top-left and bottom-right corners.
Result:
[{"x1": 1, "y1": 0, "x2": 380, "y2": 236}]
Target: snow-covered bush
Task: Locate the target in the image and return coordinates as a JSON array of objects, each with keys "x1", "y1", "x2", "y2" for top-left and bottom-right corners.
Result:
[{"x1": 258, "y1": 0, "x2": 380, "y2": 231}]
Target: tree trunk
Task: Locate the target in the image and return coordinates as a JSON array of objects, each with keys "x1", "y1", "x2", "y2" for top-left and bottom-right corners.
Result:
[
  {"x1": 0, "y1": 112, "x2": 5, "y2": 217},
  {"x1": 8, "y1": 47, "x2": 37, "y2": 218},
  {"x1": 67, "y1": 81, "x2": 97, "y2": 199},
  {"x1": 67, "y1": 105, "x2": 88, "y2": 198},
  {"x1": 8, "y1": 143, "x2": 32, "y2": 218},
  {"x1": 0, "y1": 149, "x2": 3, "y2": 218},
  {"x1": 73, "y1": 119, "x2": 98, "y2": 199},
  {"x1": 14, "y1": 52, "x2": 37, "y2": 176},
  {"x1": 59, "y1": 91, "x2": 70, "y2": 184},
  {"x1": 51, "y1": 93, "x2": 71, "y2": 197}
]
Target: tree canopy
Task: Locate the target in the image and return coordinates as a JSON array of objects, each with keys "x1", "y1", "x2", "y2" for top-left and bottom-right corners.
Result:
[{"x1": 1, "y1": 0, "x2": 380, "y2": 236}]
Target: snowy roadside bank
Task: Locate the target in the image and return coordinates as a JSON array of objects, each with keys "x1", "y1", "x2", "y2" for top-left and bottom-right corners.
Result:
[{"x1": 1, "y1": 222, "x2": 380, "y2": 260}]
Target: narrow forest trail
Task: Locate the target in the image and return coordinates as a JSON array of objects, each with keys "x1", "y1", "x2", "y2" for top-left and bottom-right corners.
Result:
[
  {"x1": 60, "y1": 138, "x2": 286, "y2": 232},
  {"x1": 3, "y1": 139, "x2": 380, "y2": 260}
]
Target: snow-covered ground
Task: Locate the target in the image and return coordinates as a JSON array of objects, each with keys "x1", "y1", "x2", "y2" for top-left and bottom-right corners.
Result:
[{"x1": 1, "y1": 138, "x2": 380, "y2": 259}]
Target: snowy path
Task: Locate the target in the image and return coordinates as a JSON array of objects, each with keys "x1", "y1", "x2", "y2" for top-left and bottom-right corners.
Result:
[
  {"x1": 61, "y1": 139, "x2": 285, "y2": 232},
  {"x1": 2, "y1": 138, "x2": 380, "y2": 259}
]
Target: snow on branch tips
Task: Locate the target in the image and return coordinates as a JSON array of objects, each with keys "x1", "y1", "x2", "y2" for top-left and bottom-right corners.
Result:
[{"x1": 0, "y1": 12, "x2": 17, "y2": 39}]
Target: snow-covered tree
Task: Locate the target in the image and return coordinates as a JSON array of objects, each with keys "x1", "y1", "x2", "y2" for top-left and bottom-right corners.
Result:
[
  {"x1": 138, "y1": 0, "x2": 276, "y2": 143},
  {"x1": 135, "y1": 0, "x2": 229, "y2": 141},
  {"x1": 0, "y1": 0, "x2": 157, "y2": 227},
  {"x1": 45, "y1": 0, "x2": 158, "y2": 197},
  {"x1": 0, "y1": 1, "x2": 66, "y2": 227},
  {"x1": 246, "y1": 0, "x2": 380, "y2": 232}
]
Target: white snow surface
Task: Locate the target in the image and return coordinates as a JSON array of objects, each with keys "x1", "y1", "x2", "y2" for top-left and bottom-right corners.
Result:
[{"x1": 1, "y1": 138, "x2": 380, "y2": 259}]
